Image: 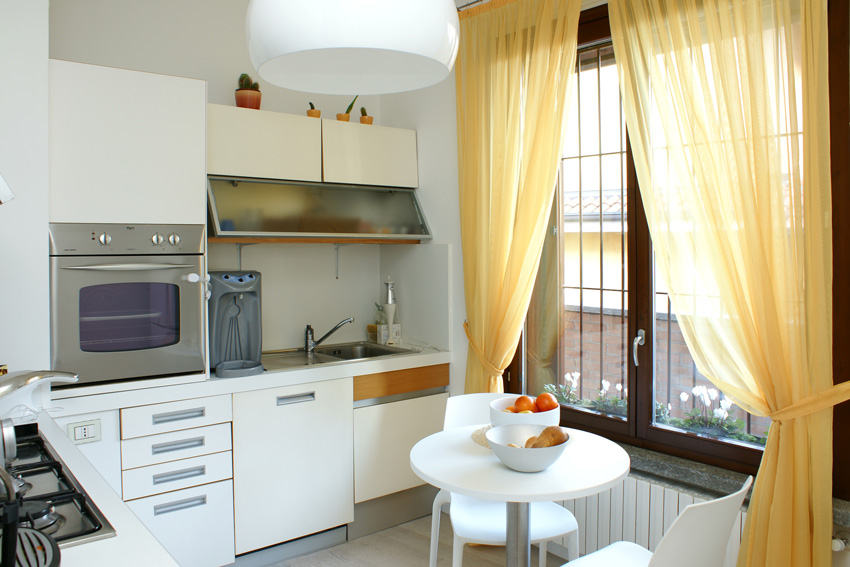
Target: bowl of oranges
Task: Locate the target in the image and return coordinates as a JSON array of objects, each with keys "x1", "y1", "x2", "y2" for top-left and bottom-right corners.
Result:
[{"x1": 490, "y1": 393, "x2": 560, "y2": 427}]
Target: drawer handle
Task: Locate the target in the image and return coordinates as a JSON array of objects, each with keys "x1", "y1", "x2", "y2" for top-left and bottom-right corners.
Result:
[
  {"x1": 277, "y1": 392, "x2": 316, "y2": 406},
  {"x1": 151, "y1": 436, "x2": 205, "y2": 455},
  {"x1": 152, "y1": 465, "x2": 206, "y2": 485},
  {"x1": 153, "y1": 495, "x2": 207, "y2": 516},
  {"x1": 151, "y1": 407, "x2": 206, "y2": 425}
]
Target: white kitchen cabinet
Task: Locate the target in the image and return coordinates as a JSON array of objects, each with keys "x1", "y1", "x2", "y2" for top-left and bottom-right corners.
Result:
[
  {"x1": 322, "y1": 119, "x2": 418, "y2": 188},
  {"x1": 120, "y1": 395, "x2": 235, "y2": 567},
  {"x1": 48, "y1": 60, "x2": 206, "y2": 224},
  {"x1": 126, "y1": 480, "x2": 235, "y2": 567},
  {"x1": 353, "y1": 392, "x2": 447, "y2": 503},
  {"x1": 232, "y1": 377, "x2": 354, "y2": 554},
  {"x1": 122, "y1": 451, "x2": 233, "y2": 500},
  {"x1": 207, "y1": 103, "x2": 322, "y2": 182},
  {"x1": 120, "y1": 394, "x2": 232, "y2": 439}
]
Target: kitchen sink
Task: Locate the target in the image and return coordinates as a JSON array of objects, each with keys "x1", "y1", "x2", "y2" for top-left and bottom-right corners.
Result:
[
  {"x1": 261, "y1": 351, "x2": 341, "y2": 371},
  {"x1": 312, "y1": 342, "x2": 415, "y2": 360},
  {"x1": 261, "y1": 342, "x2": 415, "y2": 371}
]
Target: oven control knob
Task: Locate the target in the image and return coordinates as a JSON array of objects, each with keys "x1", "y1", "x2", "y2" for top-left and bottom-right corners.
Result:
[
  {"x1": 97, "y1": 233, "x2": 112, "y2": 246},
  {"x1": 168, "y1": 233, "x2": 181, "y2": 246},
  {"x1": 151, "y1": 233, "x2": 165, "y2": 245}
]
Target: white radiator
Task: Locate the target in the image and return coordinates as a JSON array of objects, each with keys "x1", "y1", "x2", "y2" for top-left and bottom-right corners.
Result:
[{"x1": 547, "y1": 476, "x2": 746, "y2": 566}]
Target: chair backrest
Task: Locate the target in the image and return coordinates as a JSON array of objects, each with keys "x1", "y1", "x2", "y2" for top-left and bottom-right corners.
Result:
[
  {"x1": 444, "y1": 393, "x2": 512, "y2": 430},
  {"x1": 649, "y1": 476, "x2": 753, "y2": 567}
]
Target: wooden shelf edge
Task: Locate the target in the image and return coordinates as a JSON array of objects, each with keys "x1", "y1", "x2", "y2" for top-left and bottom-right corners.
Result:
[{"x1": 208, "y1": 237, "x2": 422, "y2": 245}]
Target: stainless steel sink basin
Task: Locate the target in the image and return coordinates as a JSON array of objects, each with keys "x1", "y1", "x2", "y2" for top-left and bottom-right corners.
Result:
[
  {"x1": 261, "y1": 351, "x2": 341, "y2": 372},
  {"x1": 261, "y1": 342, "x2": 415, "y2": 371},
  {"x1": 312, "y1": 342, "x2": 414, "y2": 360}
]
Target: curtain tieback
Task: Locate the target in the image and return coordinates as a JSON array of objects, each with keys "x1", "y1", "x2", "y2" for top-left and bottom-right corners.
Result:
[
  {"x1": 768, "y1": 381, "x2": 850, "y2": 423},
  {"x1": 463, "y1": 321, "x2": 503, "y2": 378}
]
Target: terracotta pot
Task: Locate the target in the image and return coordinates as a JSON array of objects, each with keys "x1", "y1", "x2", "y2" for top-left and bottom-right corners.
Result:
[
  {"x1": 307, "y1": 109, "x2": 321, "y2": 118},
  {"x1": 360, "y1": 116, "x2": 374, "y2": 125},
  {"x1": 235, "y1": 89, "x2": 262, "y2": 110},
  {"x1": 336, "y1": 113, "x2": 351, "y2": 122}
]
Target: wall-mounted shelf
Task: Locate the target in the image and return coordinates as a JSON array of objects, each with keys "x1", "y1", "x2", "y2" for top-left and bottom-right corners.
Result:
[{"x1": 208, "y1": 236, "x2": 421, "y2": 245}]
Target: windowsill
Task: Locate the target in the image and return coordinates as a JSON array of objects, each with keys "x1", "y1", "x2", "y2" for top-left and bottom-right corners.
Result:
[{"x1": 619, "y1": 443, "x2": 850, "y2": 528}]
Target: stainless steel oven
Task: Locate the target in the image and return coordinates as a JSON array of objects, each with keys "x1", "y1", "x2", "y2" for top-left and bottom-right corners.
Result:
[{"x1": 49, "y1": 223, "x2": 206, "y2": 387}]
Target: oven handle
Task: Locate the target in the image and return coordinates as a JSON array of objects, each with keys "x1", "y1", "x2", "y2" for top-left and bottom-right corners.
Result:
[{"x1": 62, "y1": 263, "x2": 195, "y2": 271}]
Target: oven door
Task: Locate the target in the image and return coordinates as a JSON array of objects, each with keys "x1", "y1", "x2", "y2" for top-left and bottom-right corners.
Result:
[{"x1": 50, "y1": 254, "x2": 206, "y2": 385}]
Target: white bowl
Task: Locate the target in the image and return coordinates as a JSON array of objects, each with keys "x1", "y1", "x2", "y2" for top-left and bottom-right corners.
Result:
[
  {"x1": 485, "y1": 424, "x2": 570, "y2": 473},
  {"x1": 489, "y1": 396, "x2": 560, "y2": 427}
]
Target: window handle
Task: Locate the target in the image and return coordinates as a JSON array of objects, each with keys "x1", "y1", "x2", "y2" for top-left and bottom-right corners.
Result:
[{"x1": 633, "y1": 329, "x2": 646, "y2": 367}]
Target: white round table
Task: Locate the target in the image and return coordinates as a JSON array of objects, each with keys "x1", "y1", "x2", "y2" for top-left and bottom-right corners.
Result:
[{"x1": 410, "y1": 425, "x2": 630, "y2": 567}]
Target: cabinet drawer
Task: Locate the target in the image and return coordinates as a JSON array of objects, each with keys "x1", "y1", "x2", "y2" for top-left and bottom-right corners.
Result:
[
  {"x1": 123, "y1": 451, "x2": 233, "y2": 501},
  {"x1": 126, "y1": 480, "x2": 235, "y2": 567},
  {"x1": 121, "y1": 395, "x2": 232, "y2": 439},
  {"x1": 122, "y1": 423, "x2": 232, "y2": 470}
]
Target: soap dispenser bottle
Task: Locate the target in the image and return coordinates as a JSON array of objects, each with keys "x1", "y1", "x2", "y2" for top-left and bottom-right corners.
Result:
[{"x1": 382, "y1": 275, "x2": 401, "y2": 345}]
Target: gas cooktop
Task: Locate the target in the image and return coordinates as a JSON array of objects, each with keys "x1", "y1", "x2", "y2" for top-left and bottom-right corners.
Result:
[{"x1": 2, "y1": 423, "x2": 115, "y2": 548}]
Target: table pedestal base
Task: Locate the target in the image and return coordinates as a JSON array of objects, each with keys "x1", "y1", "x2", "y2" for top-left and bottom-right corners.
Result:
[{"x1": 506, "y1": 501, "x2": 530, "y2": 567}]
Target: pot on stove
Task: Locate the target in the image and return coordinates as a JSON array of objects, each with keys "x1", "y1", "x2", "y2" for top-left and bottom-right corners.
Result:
[{"x1": 0, "y1": 465, "x2": 60, "y2": 567}]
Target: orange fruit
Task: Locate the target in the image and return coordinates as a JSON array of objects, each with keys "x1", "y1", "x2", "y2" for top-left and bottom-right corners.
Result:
[
  {"x1": 514, "y1": 395, "x2": 537, "y2": 413},
  {"x1": 535, "y1": 392, "x2": 559, "y2": 412},
  {"x1": 504, "y1": 406, "x2": 516, "y2": 413}
]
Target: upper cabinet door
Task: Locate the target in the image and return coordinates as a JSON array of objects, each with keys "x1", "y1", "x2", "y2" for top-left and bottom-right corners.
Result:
[
  {"x1": 49, "y1": 60, "x2": 206, "y2": 224},
  {"x1": 207, "y1": 104, "x2": 321, "y2": 182},
  {"x1": 322, "y1": 119, "x2": 418, "y2": 188}
]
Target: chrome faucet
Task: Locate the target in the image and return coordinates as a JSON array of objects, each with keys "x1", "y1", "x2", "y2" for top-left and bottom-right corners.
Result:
[{"x1": 305, "y1": 317, "x2": 355, "y2": 353}]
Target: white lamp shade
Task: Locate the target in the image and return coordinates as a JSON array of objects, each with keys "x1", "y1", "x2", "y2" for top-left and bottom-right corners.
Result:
[{"x1": 246, "y1": 0, "x2": 460, "y2": 95}]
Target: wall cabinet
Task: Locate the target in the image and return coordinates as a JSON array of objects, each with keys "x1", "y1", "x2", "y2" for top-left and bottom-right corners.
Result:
[
  {"x1": 207, "y1": 104, "x2": 322, "y2": 182},
  {"x1": 322, "y1": 119, "x2": 418, "y2": 188},
  {"x1": 48, "y1": 60, "x2": 207, "y2": 225},
  {"x1": 232, "y1": 377, "x2": 354, "y2": 554},
  {"x1": 206, "y1": 105, "x2": 418, "y2": 188},
  {"x1": 354, "y1": 392, "x2": 447, "y2": 503}
]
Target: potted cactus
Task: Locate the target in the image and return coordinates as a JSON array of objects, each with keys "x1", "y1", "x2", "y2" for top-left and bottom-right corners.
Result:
[
  {"x1": 360, "y1": 107, "x2": 373, "y2": 125},
  {"x1": 307, "y1": 102, "x2": 321, "y2": 118},
  {"x1": 235, "y1": 73, "x2": 261, "y2": 110},
  {"x1": 336, "y1": 95, "x2": 358, "y2": 122}
]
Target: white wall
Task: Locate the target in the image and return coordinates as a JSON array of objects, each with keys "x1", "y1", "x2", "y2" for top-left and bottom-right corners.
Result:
[
  {"x1": 0, "y1": 0, "x2": 50, "y2": 372},
  {"x1": 48, "y1": 0, "x2": 380, "y2": 120},
  {"x1": 380, "y1": 77, "x2": 467, "y2": 393},
  {"x1": 208, "y1": 243, "x2": 379, "y2": 351}
]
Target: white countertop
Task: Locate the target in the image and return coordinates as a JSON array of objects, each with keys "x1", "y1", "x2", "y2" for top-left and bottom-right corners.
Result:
[
  {"x1": 51, "y1": 346, "x2": 451, "y2": 415},
  {"x1": 36, "y1": 414, "x2": 178, "y2": 567}
]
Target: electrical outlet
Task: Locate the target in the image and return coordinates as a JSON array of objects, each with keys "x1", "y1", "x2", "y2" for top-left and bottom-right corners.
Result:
[{"x1": 67, "y1": 419, "x2": 101, "y2": 444}]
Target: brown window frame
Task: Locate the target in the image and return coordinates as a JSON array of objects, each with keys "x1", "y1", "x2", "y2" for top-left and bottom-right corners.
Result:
[{"x1": 515, "y1": 3, "x2": 849, "y2": 493}]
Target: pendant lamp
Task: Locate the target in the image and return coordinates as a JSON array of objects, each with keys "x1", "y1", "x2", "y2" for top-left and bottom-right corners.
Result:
[{"x1": 245, "y1": 0, "x2": 460, "y2": 95}]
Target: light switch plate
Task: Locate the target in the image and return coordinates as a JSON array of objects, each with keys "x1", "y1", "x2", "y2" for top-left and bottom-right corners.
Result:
[{"x1": 67, "y1": 419, "x2": 101, "y2": 444}]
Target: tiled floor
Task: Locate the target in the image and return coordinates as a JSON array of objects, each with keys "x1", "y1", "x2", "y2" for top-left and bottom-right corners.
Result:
[{"x1": 275, "y1": 513, "x2": 565, "y2": 567}]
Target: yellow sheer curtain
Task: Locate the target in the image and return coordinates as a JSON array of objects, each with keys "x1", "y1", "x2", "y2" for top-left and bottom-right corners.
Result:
[
  {"x1": 609, "y1": 0, "x2": 850, "y2": 565},
  {"x1": 456, "y1": 0, "x2": 580, "y2": 393}
]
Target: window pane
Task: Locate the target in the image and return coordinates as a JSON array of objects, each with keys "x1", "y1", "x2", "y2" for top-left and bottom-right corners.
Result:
[
  {"x1": 532, "y1": 43, "x2": 629, "y2": 421},
  {"x1": 652, "y1": 292, "x2": 768, "y2": 446}
]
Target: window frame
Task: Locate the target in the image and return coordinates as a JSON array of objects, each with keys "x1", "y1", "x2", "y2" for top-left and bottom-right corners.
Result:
[{"x1": 516, "y1": 3, "x2": 847, "y2": 485}]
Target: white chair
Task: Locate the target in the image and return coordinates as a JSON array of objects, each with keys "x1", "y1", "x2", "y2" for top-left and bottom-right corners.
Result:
[
  {"x1": 561, "y1": 475, "x2": 753, "y2": 567},
  {"x1": 430, "y1": 393, "x2": 580, "y2": 567}
]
